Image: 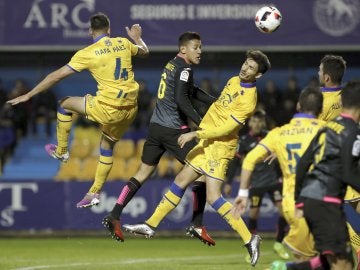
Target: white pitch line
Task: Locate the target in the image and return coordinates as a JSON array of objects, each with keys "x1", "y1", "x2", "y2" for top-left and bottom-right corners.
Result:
[{"x1": 11, "y1": 252, "x2": 271, "y2": 270}]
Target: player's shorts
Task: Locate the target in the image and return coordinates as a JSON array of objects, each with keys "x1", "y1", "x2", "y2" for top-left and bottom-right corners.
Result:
[
  {"x1": 282, "y1": 195, "x2": 316, "y2": 257},
  {"x1": 344, "y1": 186, "x2": 360, "y2": 203},
  {"x1": 141, "y1": 123, "x2": 197, "y2": 166},
  {"x1": 249, "y1": 183, "x2": 282, "y2": 208},
  {"x1": 303, "y1": 198, "x2": 352, "y2": 258},
  {"x1": 85, "y1": 94, "x2": 137, "y2": 141},
  {"x1": 186, "y1": 138, "x2": 237, "y2": 181}
]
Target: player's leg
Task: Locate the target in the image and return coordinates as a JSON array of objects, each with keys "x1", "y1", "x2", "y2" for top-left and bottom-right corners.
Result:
[
  {"x1": 205, "y1": 176, "x2": 261, "y2": 266},
  {"x1": 45, "y1": 96, "x2": 85, "y2": 161},
  {"x1": 77, "y1": 98, "x2": 137, "y2": 208},
  {"x1": 123, "y1": 164, "x2": 200, "y2": 236},
  {"x1": 268, "y1": 184, "x2": 290, "y2": 260}
]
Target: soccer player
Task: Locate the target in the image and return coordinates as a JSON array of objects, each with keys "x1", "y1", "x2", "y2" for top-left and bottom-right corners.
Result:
[
  {"x1": 317, "y1": 55, "x2": 360, "y2": 263},
  {"x1": 317, "y1": 54, "x2": 345, "y2": 122},
  {"x1": 7, "y1": 13, "x2": 149, "y2": 208},
  {"x1": 225, "y1": 110, "x2": 289, "y2": 261},
  {"x1": 285, "y1": 80, "x2": 360, "y2": 270},
  {"x1": 102, "y1": 32, "x2": 217, "y2": 245},
  {"x1": 232, "y1": 87, "x2": 325, "y2": 263},
  {"x1": 123, "y1": 50, "x2": 271, "y2": 267}
]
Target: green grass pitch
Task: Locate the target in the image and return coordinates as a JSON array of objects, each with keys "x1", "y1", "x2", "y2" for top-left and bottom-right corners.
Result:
[{"x1": 0, "y1": 236, "x2": 285, "y2": 269}]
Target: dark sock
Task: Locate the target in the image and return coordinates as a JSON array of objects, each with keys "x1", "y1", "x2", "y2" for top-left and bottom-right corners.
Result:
[
  {"x1": 248, "y1": 218, "x2": 257, "y2": 234},
  {"x1": 191, "y1": 182, "x2": 206, "y2": 227},
  {"x1": 110, "y1": 177, "x2": 142, "y2": 219},
  {"x1": 276, "y1": 216, "x2": 288, "y2": 242}
]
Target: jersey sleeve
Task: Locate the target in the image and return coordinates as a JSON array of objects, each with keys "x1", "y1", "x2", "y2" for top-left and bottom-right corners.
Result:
[
  {"x1": 174, "y1": 67, "x2": 202, "y2": 126},
  {"x1": 231, "y1": 93, "x2": 257, "y2": 125},
  {"x1": 196, "y1": 116, "x2": 240, "y2": 139},
  {"x1": 242, "y1": 143, "x2": 270, "y2": 171},
  {"x1": 121, "y1": 37, "x2": 139, "y2": 56},
  {"x1": 67, "y1": 49, "x2": 90, "y2": 72},
  {"x1": 341, "y1": 129, "x2": 360, "y2": 192}
]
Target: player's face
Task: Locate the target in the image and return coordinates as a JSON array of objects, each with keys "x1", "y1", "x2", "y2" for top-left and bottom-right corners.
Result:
[
  {"x1": 249, "y1": 117, "x2": 265, "y2": 134},
  {"x1": 181, "y1": 39, "x2": 202, "y2": 65},
  {"x1": 239, "y1": 58, "x2": 260, "y2": 82},
  {"x1": 318, "y1": 63, "x2": 325, "y2": 86}
]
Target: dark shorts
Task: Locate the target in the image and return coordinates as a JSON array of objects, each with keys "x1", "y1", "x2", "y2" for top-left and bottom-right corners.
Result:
[
  {"x1": 141, "y1": 123, "x2": 197, "y2": 166},
  {"x1": 303, "y1": 198, "x2": 351, "y2": 256},
  {"x1": 249, "y1": 183, "x2": 282, "y2": 208}
]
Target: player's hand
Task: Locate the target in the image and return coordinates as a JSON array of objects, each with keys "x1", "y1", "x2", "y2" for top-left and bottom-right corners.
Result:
[
  {"x1": 295, "y1": 208, "x2": 304, "y2": 218},
  {"x1": 178, "y1": 131, "x2": 197, "y2": 148},
  {"x1": 230, "y1": 196, "x2": 248, "y2": 219},
  {"x1": 7, "y1": 94, "x2": 30, "y2": 106},
  {"x1": 264, "y1": 152, "x2": 277, "y2": 164},
  {"x1": 223, "y1": 183, "x2": 232, "y2": 197},
  {"x1": 126, "y1": 24, "x2": 142, "y2": 41}
]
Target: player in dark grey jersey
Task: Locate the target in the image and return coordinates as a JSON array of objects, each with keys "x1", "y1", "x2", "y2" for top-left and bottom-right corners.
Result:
[
  {"x1": 102, "y1": 32, "x2": 217, "y2": 245},
  {"x1": 225, "y1": 110, "x2": 289, "y2": 261}
]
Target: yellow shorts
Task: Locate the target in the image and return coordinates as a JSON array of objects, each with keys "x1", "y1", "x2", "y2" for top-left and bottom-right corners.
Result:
[
  {"x1": 186, "y1": 138, "x2": 237, "y2": 181},
  {"x1": 282, "y1": 196, "x2": 317, "y2": 257},
  {"x1": 344, "y1": 186, "x2": 360, "y2": 203},
  {"x1": 85, "y1": 95, "x2": 137, "y2": 141}
]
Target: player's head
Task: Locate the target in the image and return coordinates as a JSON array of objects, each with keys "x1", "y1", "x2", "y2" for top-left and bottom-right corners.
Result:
[
  {"x1": 318, "y1": 55, "x2": 346, "y2": 86},
  {"x1": 249, "y1": 110, "x2": 266, "y2": 134},
  {"x1": 239, "y1": 50, "x2": 271, "y2": 82},
  {"x1": 341, "y1": 80, "x2": 360, "y2": 111},
  {"x1": 298, "y1": 86, "x2": 323, "y2": 117},
  {"x1": 90, "y1": 13, "x2": 110, "y2": 35},
  {"x1": 178, "y1": 32, "x2": 202, "y2": 65}
]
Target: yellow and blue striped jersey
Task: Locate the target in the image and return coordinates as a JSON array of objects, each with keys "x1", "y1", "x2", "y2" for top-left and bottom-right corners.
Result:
[
  {"x1": 243, "y1": 113, "x2": 325, "y2": 198},
  {"x1": 67, "y1": 35, "x2": 139, "y2": 107},
  {"x1": 196, "y1": 77, "x2": 257, "y2": 140},
  {"x1": 318, "y1": 86, "x2": 342, "y2": 122}
]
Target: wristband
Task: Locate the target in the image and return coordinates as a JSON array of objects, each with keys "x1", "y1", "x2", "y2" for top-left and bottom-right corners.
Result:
[{"x1": 238, "y1": 189, "x2": 249, "y2": 198}]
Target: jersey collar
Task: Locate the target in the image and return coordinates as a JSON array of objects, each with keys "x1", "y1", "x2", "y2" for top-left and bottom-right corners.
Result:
[
  {"x1": 293, "y1": 113, "x2": 316, "y2": 119},
  {"x1": 240, "y1": 81, "x2": 256, "y2": 88},
  {"x1": 93, "y1": 34, "x2": 109, "y2": 43},
  {"x1": 340, "y1": 113, "x2": 356, "y2": 122},
  {"x1": 320, "y1": 86, "x2": 342, "y2": 92}
]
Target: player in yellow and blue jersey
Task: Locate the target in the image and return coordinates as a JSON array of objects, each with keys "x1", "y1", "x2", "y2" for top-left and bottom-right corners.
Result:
[
  {"x1": 122, "y1": 50, "x2": 271, "y2": 267},
  {"x1": 7, "y1": 13, "x2": 149, "y2": 208},
  {"x1": 232, "y1": 87, "x2": 325, "y2": 264}
]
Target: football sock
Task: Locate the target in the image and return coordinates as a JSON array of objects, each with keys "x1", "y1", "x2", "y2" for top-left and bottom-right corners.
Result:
[
  {"x1": 276, "y1": 216, "x2": 288, "y2": 242},
  {"x1": 146, "y1": 183, "x2": 184, "y2": 228},
  {"x1": 191, "y1": 181, "x2": 206, "y2": 227},
  {"x1": 111, "y1": 177, "x2": 142, "y2": 219},
  {"x1": 248, "y1": 218, "x2": 257, "y2": 234},
  {"x1": 55, "y1": 107, "x2": 72, "y2": 155},
  {"x1": 89, "y1": 148, "x2": 113, "y2": 194},
  {"x1": 348, "y1": 222, "x2": 360, "y2": 253},
  {"x1": 211, "y1": 196, "x2": 251, "y2": 243}
]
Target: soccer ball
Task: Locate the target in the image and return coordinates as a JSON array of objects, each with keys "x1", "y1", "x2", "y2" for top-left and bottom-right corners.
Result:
[{"x1": 255, "y1": 6, "x2": 282, "y2": 33}]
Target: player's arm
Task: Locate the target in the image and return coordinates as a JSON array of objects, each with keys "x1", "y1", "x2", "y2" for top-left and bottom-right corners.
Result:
[
  {"x1": 7, "y1": 65, "x2": 75, "y2": 106},
  {"x1": 192, "y1": 86, "x2": 217, "y2": 106},
  {"x1": 126, "y1": 24, "x2": 149, "y2": 57},
  {"x1": 341, "y1": 130, "x2": 360, "y2": 192},
  {"x1": 174, "y1": 69, "x2": 203, "y2": 126},
  {"x1": 231, "y1": 141, "x2": 272, "y2": 217}
]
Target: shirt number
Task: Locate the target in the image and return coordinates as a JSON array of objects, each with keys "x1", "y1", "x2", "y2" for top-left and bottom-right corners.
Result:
[
  {"x1": 114, "y1": 57, "x2": 128, "y2": 81},
  {"x1": 157, "y1": 72, "x2": 167, "y2": 99},
  {"x1": 286, "y1": 143, "x2": 301, "y2": 174}
]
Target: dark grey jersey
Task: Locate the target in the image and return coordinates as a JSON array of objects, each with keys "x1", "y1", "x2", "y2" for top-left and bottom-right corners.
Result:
[{"x1": 150, "y1": 56, "x2": 203, "y2": 129}]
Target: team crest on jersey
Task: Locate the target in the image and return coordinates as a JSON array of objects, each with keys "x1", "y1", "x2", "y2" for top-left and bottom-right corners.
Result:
[
  {"x1": 104, "y1": 39, "x2": 112, "y2": 47},
  {"x1": 180, "y1": 70, "x2": 189, "y2": 82}
]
